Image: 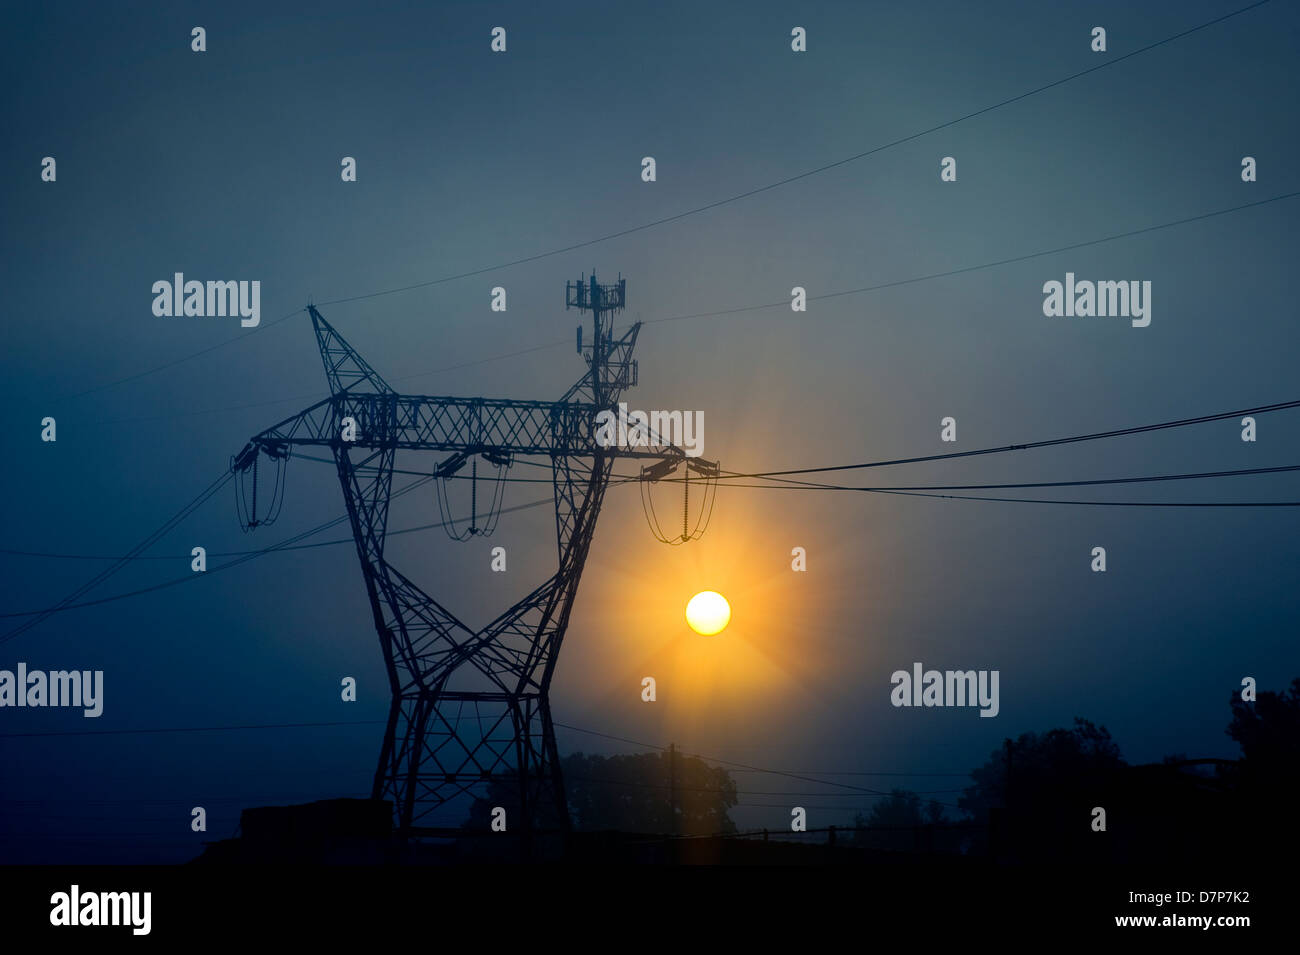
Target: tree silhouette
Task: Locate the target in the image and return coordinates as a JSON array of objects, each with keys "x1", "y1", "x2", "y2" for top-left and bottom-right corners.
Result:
[
  {"x1": 959, "y1": 718, "x2": 1125, "y2": 861},
  {"x1": 565, "y1": 750, "x2": 737, "y2": 834},
  {"x1": 850, "y1": 789, "x2": 949, "y2": 851},
  {"x1": 1226, "y1": 676, "x2": 1300, "y2": 770},
  {"x1": 1221, "y1": 676, "x2": 1300, "y2": 846}
]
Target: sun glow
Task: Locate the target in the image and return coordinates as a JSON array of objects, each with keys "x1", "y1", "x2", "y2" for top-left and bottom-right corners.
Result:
[{"x1": 685, "y1": 591, "x2": 731, "y2": 635}]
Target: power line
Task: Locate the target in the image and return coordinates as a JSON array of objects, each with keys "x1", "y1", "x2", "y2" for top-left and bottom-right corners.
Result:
[
  {"x1": 568, "y1": 774, "x2": 964, "y2": 797},
  {"x1": 713, "y1": 399, "x2": 1300, "y2": 480},
  {"x1": 50, "y1": 0, "x2": 1274, "y2": 405},
  {"x1": 694, "y1": 462, "x2": 1300, "y2": 507},
  {"x1": 0, "y1": 494, "x2": 555, "y2": 563},
  {"x1": 66, "y1": 308, "x2": 305, "y2": 400},
  {"x1": 27, "y1": 464, "x2": 462, "y2": 631},
  {"x1": 0, "y1": 516, "x2": 349, "y2": 621},
  {"x1": 642, "y1": 462, "x2": 1300, "y2": 493},
  {"x1": 11, "y1": 459, "x2": 1288, "y2": 565},
  {"x1": 3, "y1": 462, "x2": 1288, "y2": 579},
  {"x1": 70, "y1": 188, "x2": 1300, "y2": 431},
  {"x1": 5, "y1": 401, "x2": 1297, "y2": 590},
  {"x1": 0, "y1": 835, "x2": 209, "y2": 843},
  {"x1": 310, "y1": 0, "x2": 1274, "y2": 311},
  {"x1": 860, "y1": 490, "x2": 1300, "y2": 508},
  {"x1": 0, "y1": 719, "x2": 388, "y2": 739},
  {"x1": 0, "y1": 492, "x2": 556, "y2": 621},
  {"x1": 693, "y1": 483, "x2": 1300, "y2": 507},
  {"x1": 649, "y1": 192, "x2": 1299, "y2": 327},
  {"x1": 0, "y1": 499, "x2": 359, "y2": 625},
  {"x1": 0, "y1": 717, "x2": 965, "y2": 805},
  {"x1": 0, "y1": 793, "x2": 370, "y2": 806},
  {"x1": 726, "y1": 769, "x2": 970, "y2": 778},
  {"x1": 0, "y1": 469, "x2": 450, "y2": 627},
  {"x1": 0, "y1": 471, "x2": 235, "y2": 643},
  {"x1": 555, "y1": 722, "x2": 900, "y2": 800},
  {"x1": 87, "y1": 385, "x2": 328, "y2": 429},
  {"x1": 639, "y1": 399, "x2": 1300, "y2": 509}
]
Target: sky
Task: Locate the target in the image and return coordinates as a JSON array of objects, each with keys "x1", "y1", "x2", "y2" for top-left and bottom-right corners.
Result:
[{"x1": 1, "y1": 0, "x2": 1298, "y2": 862}]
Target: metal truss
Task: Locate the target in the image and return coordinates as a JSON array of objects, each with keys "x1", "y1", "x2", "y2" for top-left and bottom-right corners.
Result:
[{"x1": 231, "y1": 276, "x2": 682, "y2": 836}]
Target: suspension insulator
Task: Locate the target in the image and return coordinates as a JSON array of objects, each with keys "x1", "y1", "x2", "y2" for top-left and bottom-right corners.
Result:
[{"x1": 639, "y1": 456, "x2": 719, "y2": 545}]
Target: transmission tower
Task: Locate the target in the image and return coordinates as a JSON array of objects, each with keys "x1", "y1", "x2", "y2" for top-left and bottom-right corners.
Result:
[{"x1": 230, "y1": 274, "x2": 702, "y2": 840}]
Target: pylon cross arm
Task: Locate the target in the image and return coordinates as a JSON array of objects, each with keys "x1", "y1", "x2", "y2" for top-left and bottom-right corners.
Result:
[{"x1": 245, "y1": 393, "x2": 691, "y2": 460}]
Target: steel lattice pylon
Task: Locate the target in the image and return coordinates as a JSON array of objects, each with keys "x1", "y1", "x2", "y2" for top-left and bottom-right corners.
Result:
[{"x1": 232, "y1": 275, "x2": 687, "y2": 837}]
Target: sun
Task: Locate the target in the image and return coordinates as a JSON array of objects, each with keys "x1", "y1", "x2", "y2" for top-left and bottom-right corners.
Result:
[{"x1": 685, "y1": 591, "x2": 731, "y2": 635}]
